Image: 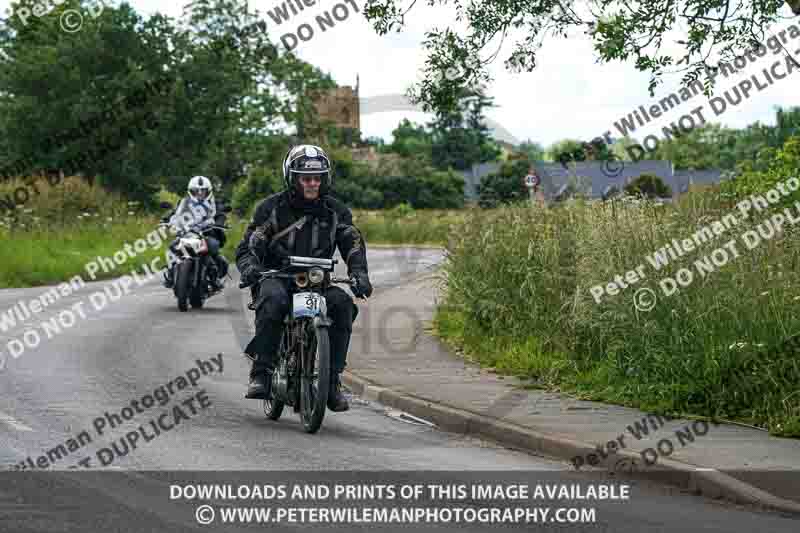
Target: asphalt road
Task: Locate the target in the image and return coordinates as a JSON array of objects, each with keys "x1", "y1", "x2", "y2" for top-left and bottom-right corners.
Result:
[{"x1": 0, "y1": 247, "x2": 798, "y2": 532}]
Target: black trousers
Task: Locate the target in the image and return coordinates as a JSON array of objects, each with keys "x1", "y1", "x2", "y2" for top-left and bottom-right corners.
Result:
[{"x1": 245, "y1": 278, "x2": 357, "y2": 378}]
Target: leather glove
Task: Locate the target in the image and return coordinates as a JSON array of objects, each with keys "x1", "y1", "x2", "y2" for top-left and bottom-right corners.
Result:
[
  {"x1": 248, "y1": 225, "x2": 270, "y2": 256},
  {"x1": 350, "y1": 271, "x2": 373, "y2": 298},
  {"x1": 239, "y1": 264, "x2": 262, "y2": 288}
]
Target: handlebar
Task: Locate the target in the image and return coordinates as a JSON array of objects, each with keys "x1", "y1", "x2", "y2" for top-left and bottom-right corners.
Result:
[{"x1": 238, "y1": 271, "x2": 365, "y2": 299}]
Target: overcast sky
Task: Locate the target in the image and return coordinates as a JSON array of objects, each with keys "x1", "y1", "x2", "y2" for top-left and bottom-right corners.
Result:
[{"x1": 3, "y1": 0, "x2": 799, "y2": 147}]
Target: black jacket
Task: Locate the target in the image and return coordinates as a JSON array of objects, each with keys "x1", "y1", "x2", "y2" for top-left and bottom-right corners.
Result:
[{"x1": 235, "y1": 191, "x2": 368, "y2": 279}]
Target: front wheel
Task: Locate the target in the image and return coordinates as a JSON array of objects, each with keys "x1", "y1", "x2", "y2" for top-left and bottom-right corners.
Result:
[
  {"x1": 299, "y1": 321, "x2": 330, "y2": 434},
  {"x1": 174, "y1": 260, "x2": 192, "y2": 312}
]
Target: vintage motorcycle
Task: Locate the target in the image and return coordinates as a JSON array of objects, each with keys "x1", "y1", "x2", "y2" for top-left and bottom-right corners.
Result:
[{"x1": 240, "y1": 256, "x2": 363, "y2": 434}]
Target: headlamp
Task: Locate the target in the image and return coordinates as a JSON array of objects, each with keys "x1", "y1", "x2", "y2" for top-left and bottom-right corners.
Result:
[{"x1": 308, "y1": 267, "x2": 324, "y2": 285}]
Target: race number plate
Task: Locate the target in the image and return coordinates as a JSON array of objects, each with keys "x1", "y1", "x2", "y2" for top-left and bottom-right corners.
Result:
[{"x1": 292, "y1": 292, "x2": 327, "y2": 318}]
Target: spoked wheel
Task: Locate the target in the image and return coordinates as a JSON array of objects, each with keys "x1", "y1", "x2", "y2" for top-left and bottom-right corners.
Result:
[
  {"x1": 264, "y1": 336, "x2": 286, "y2": 421},
  {"x1": 263, "y1": 395, "x2": 284, "y2": 420},
  {"x1": 299, "y1": 320, "x2": 330, "y2": 434}
]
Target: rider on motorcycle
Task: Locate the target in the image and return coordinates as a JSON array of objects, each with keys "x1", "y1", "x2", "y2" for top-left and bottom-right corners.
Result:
[
  {"x1": 163, "y1": 175, "x2": 229, "y2": 291},
  {"x1": 235, "y1": 144, "x2": 373, "y2": 411}
]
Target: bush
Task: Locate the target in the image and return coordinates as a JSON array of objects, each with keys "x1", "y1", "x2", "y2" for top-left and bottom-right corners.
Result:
[
  {"x1": 330, "y1": 147, "x2": 465, "y2": 209},
  {"x1": 722, "y1": 136, "x2": 800, "y2": 204},
  {"x1": 477, "y1": 159, "x2": 529, "y2": 207},
  {"x1": 0, "y1": 175, "x2": 141, "y2": 228},
  {"x1": 624, "y1": 173, "x2": 672, "y2": 198}
]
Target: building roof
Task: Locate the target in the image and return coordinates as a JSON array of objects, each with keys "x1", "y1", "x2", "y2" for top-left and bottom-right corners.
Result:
[{"x1": 533, "y1": 160, "x2": 677, "y2": 198}]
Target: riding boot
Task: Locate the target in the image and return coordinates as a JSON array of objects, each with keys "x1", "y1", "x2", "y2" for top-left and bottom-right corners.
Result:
[
  {"x1": 327, "y1": 373, "x2": 349, "y2": 412},
  {"x1": 244, "y1": 318, "x2": 283, "y2": 400},
  {"x1": 328, "y1": 323, "x2": 352, "y2": 375},
  {"x1": 246, "y1": 361, "x2": 273, "y2": 399}
]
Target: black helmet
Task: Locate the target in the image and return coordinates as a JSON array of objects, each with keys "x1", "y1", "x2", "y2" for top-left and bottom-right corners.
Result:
[{"x1": 282, "y1": 144, "x2": 333, "y2": 197}]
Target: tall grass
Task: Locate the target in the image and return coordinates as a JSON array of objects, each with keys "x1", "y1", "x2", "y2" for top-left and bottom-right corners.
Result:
[
  {"x1": 436, "y1": 195, "x2": 800, "y2": 436},
  {"x1": 352, "y1": 205, "x2": 465, "y2": 245}
]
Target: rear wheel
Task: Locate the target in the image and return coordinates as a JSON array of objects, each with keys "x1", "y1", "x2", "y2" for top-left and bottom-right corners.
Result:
[
  {"x1": 264, "y1": 333, "x2": 287, "y2": 421},
  {"x1": 299, "y1": 320, "x2": 330, "y2": 434},
  {"x1": 175, "y1": 261, "x2": 192, "y2": 312}
]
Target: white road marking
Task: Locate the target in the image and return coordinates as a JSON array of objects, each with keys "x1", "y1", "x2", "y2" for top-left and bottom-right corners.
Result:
[{"x1": 0, "y1": 411, "x2": 34, "y2": 432}]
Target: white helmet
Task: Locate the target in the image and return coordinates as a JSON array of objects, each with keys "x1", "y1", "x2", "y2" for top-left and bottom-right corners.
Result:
[{"x1": 188, "y1": 175, "x2": 212, "y2": 201}]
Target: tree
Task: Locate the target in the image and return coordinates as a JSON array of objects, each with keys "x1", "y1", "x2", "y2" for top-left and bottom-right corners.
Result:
[
  {"x1": 645, "y1": 106, "x2": 800, "y2": 170},
  {"x1": 362, "y1": 0, "x2": 800, "y2": 115},
  {"x1": 0, "y1": 1, "x2": 179, "y2": 202},
  {"x1": 428, "y1": 86, "x2": 500, "y2": 171},
  {"x1": 0, "y1": 0, "x2": 334, "y2": 205},
  {"x1": 650, "y1": 123, "x2": 737, "y2": 170},
  {"x1": 518, "y1": 140, "x2": 546, "y2": 161},
  {"x1": 477, "y1": 158, "x2": 530, "y2": 207},
  {"x1": 463, "y1": 90, "x2": 502, "y2": 165},
  {"x1": 548, "y1": 137, "x2": 612, "y2": 167},
  {"x1": 388, "y1": 119, "x2": 433, "y2": 160},
  {"x1": 775, "y1": 106, "x2": 800, "y2": 146},
  {"x1": 724, "y1": 135, "x2": 800, "y2": 202}
]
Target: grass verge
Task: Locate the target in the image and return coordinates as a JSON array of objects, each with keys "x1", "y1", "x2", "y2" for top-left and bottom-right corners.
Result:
[{"x1": 434, "y1": 195, "x2": 800, "y2": 437}]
